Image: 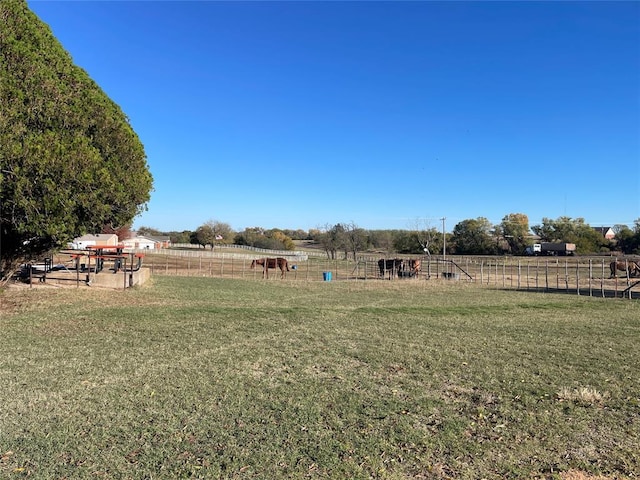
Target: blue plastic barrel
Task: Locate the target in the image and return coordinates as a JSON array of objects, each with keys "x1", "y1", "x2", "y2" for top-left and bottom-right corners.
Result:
[{"x1": 323, "y1": 271, "x2": 332, "y2": 281}]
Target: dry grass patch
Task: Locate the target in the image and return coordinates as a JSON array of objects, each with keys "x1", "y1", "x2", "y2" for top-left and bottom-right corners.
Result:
[
  {"x1": 560, "y1": 470, "x2": 617, "y2": 480},
  {"x1": 557, "y1": 387, "x2": 608, "y2": 407}
]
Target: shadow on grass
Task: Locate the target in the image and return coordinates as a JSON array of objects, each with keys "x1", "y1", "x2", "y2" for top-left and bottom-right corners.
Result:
[{"x1": 502, "y1": 285, "x2": 639, "y2": 300}]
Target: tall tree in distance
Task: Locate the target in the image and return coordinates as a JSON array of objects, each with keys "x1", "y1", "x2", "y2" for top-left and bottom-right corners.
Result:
[
  {"x1": 500, "y1": 213, "x2": 529, "y2": 254},
  {"x1": 451, "y1": 217, "x2": 497, "y2": 255},
  {"x1": 195, "y1": 224, "x2": 215, "y2": 249},
  {"x1": 0, "y1": 0, "x2": 153, "y2": 279},
  {"x1": 204, "y1": 220, "x2": 234, "y2": 245}
]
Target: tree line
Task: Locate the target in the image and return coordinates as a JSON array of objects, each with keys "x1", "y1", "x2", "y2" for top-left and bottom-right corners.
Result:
[{"x1": 138, "y1": 214, "x2": 640, "y2": 258}]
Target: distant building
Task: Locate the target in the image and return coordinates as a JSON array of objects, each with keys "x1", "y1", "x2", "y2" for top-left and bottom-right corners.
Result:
[
  {"x1": 593, "y1": 227, "x2": 615, "y2": 240},
  {"x1": 69, "y1": 233, "x2": 119, "y2": 249},
  {"x1": 121, "y1": 235, "x2": 171, "y2": 250},
  {"x1": 121, "y1": 236, "x2": 156, "y2": 250},
  {"x1": 146, "y1": 235, "x2": 171, "y2": 248}
]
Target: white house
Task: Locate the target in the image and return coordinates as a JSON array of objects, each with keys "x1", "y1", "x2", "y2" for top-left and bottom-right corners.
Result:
[
  {"x1": 593, "y1": 227, "x2": 616, "y2": 240},
  {"x1": 121, "y1": 236, "x2": 158, "y2": 250},
  {"x1": 69, "y1": 233, "x2": 119, "y2": 249}
]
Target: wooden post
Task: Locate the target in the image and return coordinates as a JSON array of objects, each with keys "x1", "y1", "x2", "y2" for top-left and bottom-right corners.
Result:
[{"x1": 545, "y1": 261, "x2": 549, "y2": 291}]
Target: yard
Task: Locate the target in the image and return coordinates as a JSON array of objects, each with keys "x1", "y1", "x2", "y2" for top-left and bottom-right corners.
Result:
[{"x1": 1, "y1": 276, "x2": 638, "y2": 479}]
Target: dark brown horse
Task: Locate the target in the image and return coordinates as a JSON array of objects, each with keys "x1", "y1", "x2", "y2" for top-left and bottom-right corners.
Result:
[
  {"x1": 378, "y1": 258, "x2": 404, "y2": 279},
  {"x1": 250, "y1": 257, "x2": 289, "y2": 279},
  {"x1": 609, "y1": 260, "x2": 640, "y2": 278}
]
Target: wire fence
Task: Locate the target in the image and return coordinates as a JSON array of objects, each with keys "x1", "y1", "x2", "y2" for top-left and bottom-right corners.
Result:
[{"x1": 138, "y1": 251, "x2": 640, "y2": 299}]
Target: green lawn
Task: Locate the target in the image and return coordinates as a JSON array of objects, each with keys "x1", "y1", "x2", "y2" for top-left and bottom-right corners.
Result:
[{"x1": 1, "y1": 277, "x2": 638, "y2": 479}]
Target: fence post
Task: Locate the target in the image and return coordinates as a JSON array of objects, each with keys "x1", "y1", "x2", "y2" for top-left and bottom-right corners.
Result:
[{"x1": 545, "y1": 261, "x2": 549, "y2": 291}]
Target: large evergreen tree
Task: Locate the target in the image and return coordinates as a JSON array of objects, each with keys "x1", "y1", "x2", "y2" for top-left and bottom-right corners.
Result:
[{"x1": 1, "y1": 0, "x2": 153, "y2": 278}]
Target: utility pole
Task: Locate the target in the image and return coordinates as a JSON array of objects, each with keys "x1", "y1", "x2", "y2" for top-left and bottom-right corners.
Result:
[{"x1": 441, "y1": 217, "x2": 446, "y2": 261}]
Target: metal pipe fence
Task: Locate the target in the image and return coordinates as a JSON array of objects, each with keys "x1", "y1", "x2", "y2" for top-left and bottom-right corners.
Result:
[{"x1": 139, "y1": 251, "x2": 639, "y2": 299}]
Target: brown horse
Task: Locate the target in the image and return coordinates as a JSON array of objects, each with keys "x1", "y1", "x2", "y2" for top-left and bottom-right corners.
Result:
[
  {"x1": 609, "y1": 260, "x2": 640, "y2": 278},
  {"x1": 407, "y1": 259, "x2": 422, "y2": 275},
  {"x1": 250, "y1": 257, "x2": 289, "y2": 279},
  {"x1": 397, "y1": 259, "x2": 422, "y2": 278}
]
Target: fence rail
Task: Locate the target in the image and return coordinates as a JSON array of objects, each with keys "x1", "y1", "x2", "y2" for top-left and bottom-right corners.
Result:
[
  {"x1": 128, "y1": 248, "x2": 309, "y2": 262},
  {"x1": 134, "y1": 252, "x2": 639, "y2": 299},
  {"x1": 169, "y1": 243, "x2": 325, "y2": 257}
]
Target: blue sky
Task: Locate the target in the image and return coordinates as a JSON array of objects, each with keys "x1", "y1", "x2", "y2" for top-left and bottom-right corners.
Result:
[{"x1": 28, "y1": 1, "x2": 640, "y2": 233}]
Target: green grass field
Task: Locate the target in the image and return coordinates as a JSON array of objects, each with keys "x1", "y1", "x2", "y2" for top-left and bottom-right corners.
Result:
[{"x1": 1, "y1": 277, "x2": 638, "y2": 479}]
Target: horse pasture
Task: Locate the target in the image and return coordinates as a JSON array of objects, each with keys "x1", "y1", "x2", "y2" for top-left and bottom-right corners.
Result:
[{"x1": 1, "y1": 276, "x2": 638, "y2": 479}]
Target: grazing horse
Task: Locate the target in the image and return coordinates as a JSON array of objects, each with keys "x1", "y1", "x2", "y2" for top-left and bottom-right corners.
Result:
[
  {"x1": 609, "y1": 260, "x2": 640, "y2": 278},
  {"x1": 378, "y1": 258, "x2": 404, "y2": 279},
  {"x1": 407, "y1": 259, "x2": 422, "y2": 276},
  {"x1": 250, "y1": 257, "x2": 290, "y2": 279},
  {"x1": 397, "y1": 259, "x2": 422, "y2": 278}
]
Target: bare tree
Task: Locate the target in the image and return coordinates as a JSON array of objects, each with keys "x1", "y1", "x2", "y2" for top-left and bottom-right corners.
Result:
[
  {"x1": 342, "y1": 222, "x2": 368, "y2": 260},
  {"x1": 411, "y1": 218, "x2": 437, "y2": 258},
  {"x1": 318, "y1": 223, "x2": 345, "y2": 260}
]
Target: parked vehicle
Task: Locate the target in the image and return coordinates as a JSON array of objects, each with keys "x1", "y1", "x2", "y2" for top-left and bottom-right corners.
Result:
[{"x1": 525, "y1": 242, "x2": 576, "y2": 256}]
